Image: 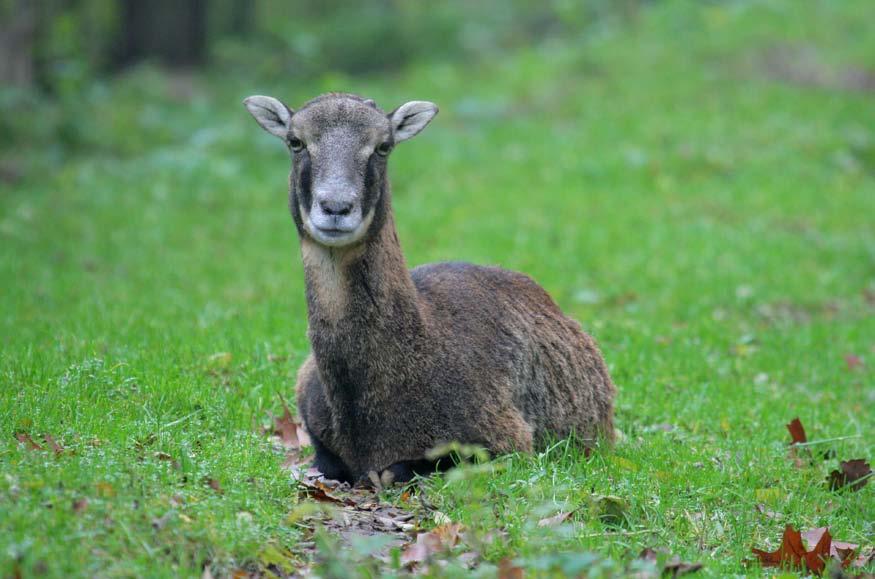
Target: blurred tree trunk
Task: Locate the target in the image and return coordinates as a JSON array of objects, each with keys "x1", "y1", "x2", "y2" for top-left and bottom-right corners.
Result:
[
  {"x1": 114, "y1": 0, "x2": 207, "y2": 68},
  {"x1": 0, "y1": 0, "x2": 36, "y2": 87},
  {"x1": 229, "y1": 0, "x2": 253, "y2": 37}
]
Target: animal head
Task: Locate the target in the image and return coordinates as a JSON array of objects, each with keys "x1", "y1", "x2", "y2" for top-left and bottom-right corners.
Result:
[{"x1": 244, "y1": 93, "x2": 438, "y2": 248}]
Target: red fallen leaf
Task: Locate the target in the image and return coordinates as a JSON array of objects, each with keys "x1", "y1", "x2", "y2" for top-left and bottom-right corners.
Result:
[
  {"x1": 538, "y1": 510, "x2": 575, "y2": 527},
  {"x1": 752, "y1": 525, "x2": 859, "y2": 575},
  {"x1": 43, "y1": 435, "x2": 64, "y2": 455},
  {"x1": 786, "y1": 418, "x2": 807, "y2": 444},
  {"x1": 801, "y1": 527, "x2": 860, "y2": 568},
  {"x1": 845, "y1": 354, "x2": 864, "y2": 370},
  {"x1": 827, "y1": 459, "x2": 872, "y2": 492},
  {"x1": 498, "y1": 558, "x2": 524, "y2": 579},
  {"x1": 751, "y1": 525, "x2": 812, "y2": 572},
  {"x1": 786, "y1": 418, "x2": 813, "y2": 468},
  {"x1": 15, "y1": 432, "x2": 43, "y2": 451}
]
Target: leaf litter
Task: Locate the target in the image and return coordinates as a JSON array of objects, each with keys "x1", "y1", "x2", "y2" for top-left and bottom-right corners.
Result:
[
  {"x1": 751, "y1": 525, "x2": 868, "y2": 575},
  {"x1": 827, "y1": 459, "x2": 872, "y2": 492},
  {"x1": 248, "y1": 407, "x2": 875, "y2": 576}
]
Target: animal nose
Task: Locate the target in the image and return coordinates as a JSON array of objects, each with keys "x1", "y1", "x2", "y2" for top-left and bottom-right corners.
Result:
[{"x1": 319, "y1": 198, "x2": 353, "y2": 216}]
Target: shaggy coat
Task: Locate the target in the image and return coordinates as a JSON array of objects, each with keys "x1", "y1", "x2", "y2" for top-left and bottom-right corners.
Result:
[{"x1": 244, "y1": 93, "x2": 616, "y2": 484}]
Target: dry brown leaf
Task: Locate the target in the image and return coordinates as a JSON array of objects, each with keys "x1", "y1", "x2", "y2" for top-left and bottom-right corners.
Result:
[
  {"x1": 498, "y1": 557, "x2": 524, "y2": 579},
  {"x1": 786, "y1": 417, "x2": 813, "y2": 468},
  {"x1": 72, "y1": 498, "x2": 89, "y2": 514},
  {"x1": 801, "y1": 527, "x2": 861, "y2": 567},
  {"x1": 43, "y1": 434, "x2": 64, "y2": 455},
  {"x1": 786, "y1": 417, "x2": 807, "y2": 444},
  {"x1": 297, "y1": 478, "x2": 356, "y2": 506},
  {"x1": 754, "y1": 504, "x2": 783, "y2": 520},
  {"x1": 272, "y1": 396, "x2": 311, "y2": 449},
  {"x1": 638, "y1": 547, "x2": 703, "y2": 577},
  {"x1": 400, "y1": 531, "x2": 444, "y2": 567},
  {"x1": 206, "y1": 478, "x2": 224, "y2": 494},
  {"x1": 827, "y1": 459, "x2": 872, "y2": 492},
  {"x1": 752, "y1": 525, "x2": 859, "y2": 575},
  {"x1": 751, "y1": 525, "x2": 814, "y2": 572},
  {"x1": 15, "y1": 432, "x2": 43, "y2": 451},
  {"x1": 400, "y1": 523, "x2": 465, "y2": 568},
  {"x1": 853, "y1": 547, "x2": 875, "y2": 568},
  {"x1": 538, "y1": 510, "x2": 575, "y2": 528},
  {"x1": 432, "y1": 523, "x2": 464, "y2": 547}
]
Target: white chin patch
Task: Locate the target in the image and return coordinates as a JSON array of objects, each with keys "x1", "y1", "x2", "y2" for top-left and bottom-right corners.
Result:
[{"x1": 301, "y1": 207, "x2": 375, "y2": 248}]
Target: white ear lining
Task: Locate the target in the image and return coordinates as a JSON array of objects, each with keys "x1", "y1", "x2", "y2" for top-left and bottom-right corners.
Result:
[
  {"x1": 243, "y1": 95, "x2": 292, "y2": 139},
  {"x1": 391, "y1": 101, "x2": 439, "y2": 142}
]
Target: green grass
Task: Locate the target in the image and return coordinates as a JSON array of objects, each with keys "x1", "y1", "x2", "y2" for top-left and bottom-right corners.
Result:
[{"x1": 2, "y1": 0, "x2": 874, "y2": 576}]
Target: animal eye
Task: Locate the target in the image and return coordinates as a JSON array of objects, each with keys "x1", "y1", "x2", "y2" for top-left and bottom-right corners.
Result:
[
  {"x1": 376, "y1": 142, "x2": 392, "y2": 156},
  {"x1": 288, "y1": 137, "x2": 305, "y2": 152}
]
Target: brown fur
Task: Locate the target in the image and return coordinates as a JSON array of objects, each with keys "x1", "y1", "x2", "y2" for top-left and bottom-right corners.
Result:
[{"x1": 246, "y1": 92, "x2": 616, "y2": 483}]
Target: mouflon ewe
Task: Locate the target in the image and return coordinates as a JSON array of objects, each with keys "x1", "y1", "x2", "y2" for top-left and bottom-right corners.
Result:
[{"x1": 244, "y1": 93, "x2": 616, "y2": 484}]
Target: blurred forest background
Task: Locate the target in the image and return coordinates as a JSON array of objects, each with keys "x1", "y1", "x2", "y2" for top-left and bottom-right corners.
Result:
[{"x1": 0, "y1": 0, "x2": 645, "y2": 173}]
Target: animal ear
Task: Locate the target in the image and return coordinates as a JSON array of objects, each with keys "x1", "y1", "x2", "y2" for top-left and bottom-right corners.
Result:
[
  {"x1": 389, "y1": 101, "x2": 438, "y2": 143},
  {"x1": 243, "y1": 95, "x2": 293, "y2": 139}
]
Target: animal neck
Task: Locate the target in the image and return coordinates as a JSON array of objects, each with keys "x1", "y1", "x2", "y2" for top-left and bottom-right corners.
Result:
[{"x1": 300, "y1": 207, "x2": 427, "y2": 400}]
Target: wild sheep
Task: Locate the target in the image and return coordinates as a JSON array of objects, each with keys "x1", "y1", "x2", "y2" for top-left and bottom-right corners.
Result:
[{"x1": 244, "y1": 92, "x2": 616, "y2": 484}]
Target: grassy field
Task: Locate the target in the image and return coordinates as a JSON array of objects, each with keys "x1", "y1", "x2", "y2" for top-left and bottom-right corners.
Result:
[{"x1": 2, "y1": 0, "x2": 874, "y2": 576}]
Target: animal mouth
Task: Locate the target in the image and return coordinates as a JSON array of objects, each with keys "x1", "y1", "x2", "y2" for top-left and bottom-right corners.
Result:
[
  {"x1": 301, "y1": 205, "x2": 375, "y2": 248},
  {"x1": 314, "y1": 226, "x2": 355, "y2": 237}
]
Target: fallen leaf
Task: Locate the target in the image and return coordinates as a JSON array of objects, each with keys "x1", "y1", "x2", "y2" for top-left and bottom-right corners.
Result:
[
  {"x1": 754, "y1": 504, "x2": 782, "y2": 520},
  {"x1": 72, "y1": 498, "x2": 89, "y2": 513},
  {"x1": 400, "y1": 531, "x2": 444, "y2": 567},
  {"x1": 786, "y1": 417, "x2": 814, "y2": 467},
  {"x1": 801, "y1": 527, "x2": 860, "y2": 565},
  {"x1": 827, "y1": 459, "x2": 872, "y2": 492},
  {"x1": 845, "y1": 354, "x2": 864, "y2": 370},
  {"x1": 432, "y1": 523, "x2": 464, "y2": 548},
  {"x1": 95, "y1": 482, "x2": 115, "y2": 498},
  {"x1": 638, "y1": 548, "x2": 703, "y2": 577},
  {"x1": 786, "y1": 417, "x2": 807, "y2": 444},
  {"x1": 400, "y1": 523, "x2": 465, "y2": 568},
  {"x1": 752, "y1": 525, "x2": 859, "y2": 575},
  {"x1": 852, "y1": 547, "x2": 875, "y2": 568},
  {"x1": 15, "y1": 432, "x2": 43, "y2": 451},
  {"x1": 498, "y1": 557, "x2": 524, "y2": 579},
  {"x1": 272, "y1": 396, "x2": 311, "y2": 450},
  {"x1": 206, "y1": 478, "x2": 223, "y2": 494},
  {"x1": 297, "y1": 478, "x2": 356, "y2": 506},
  {"x1": 43, "y1": 435, "x2": 64, "y2": 455},
  {"x1": 538, "y1": 510, "x2": 575, "y2": 528}
]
